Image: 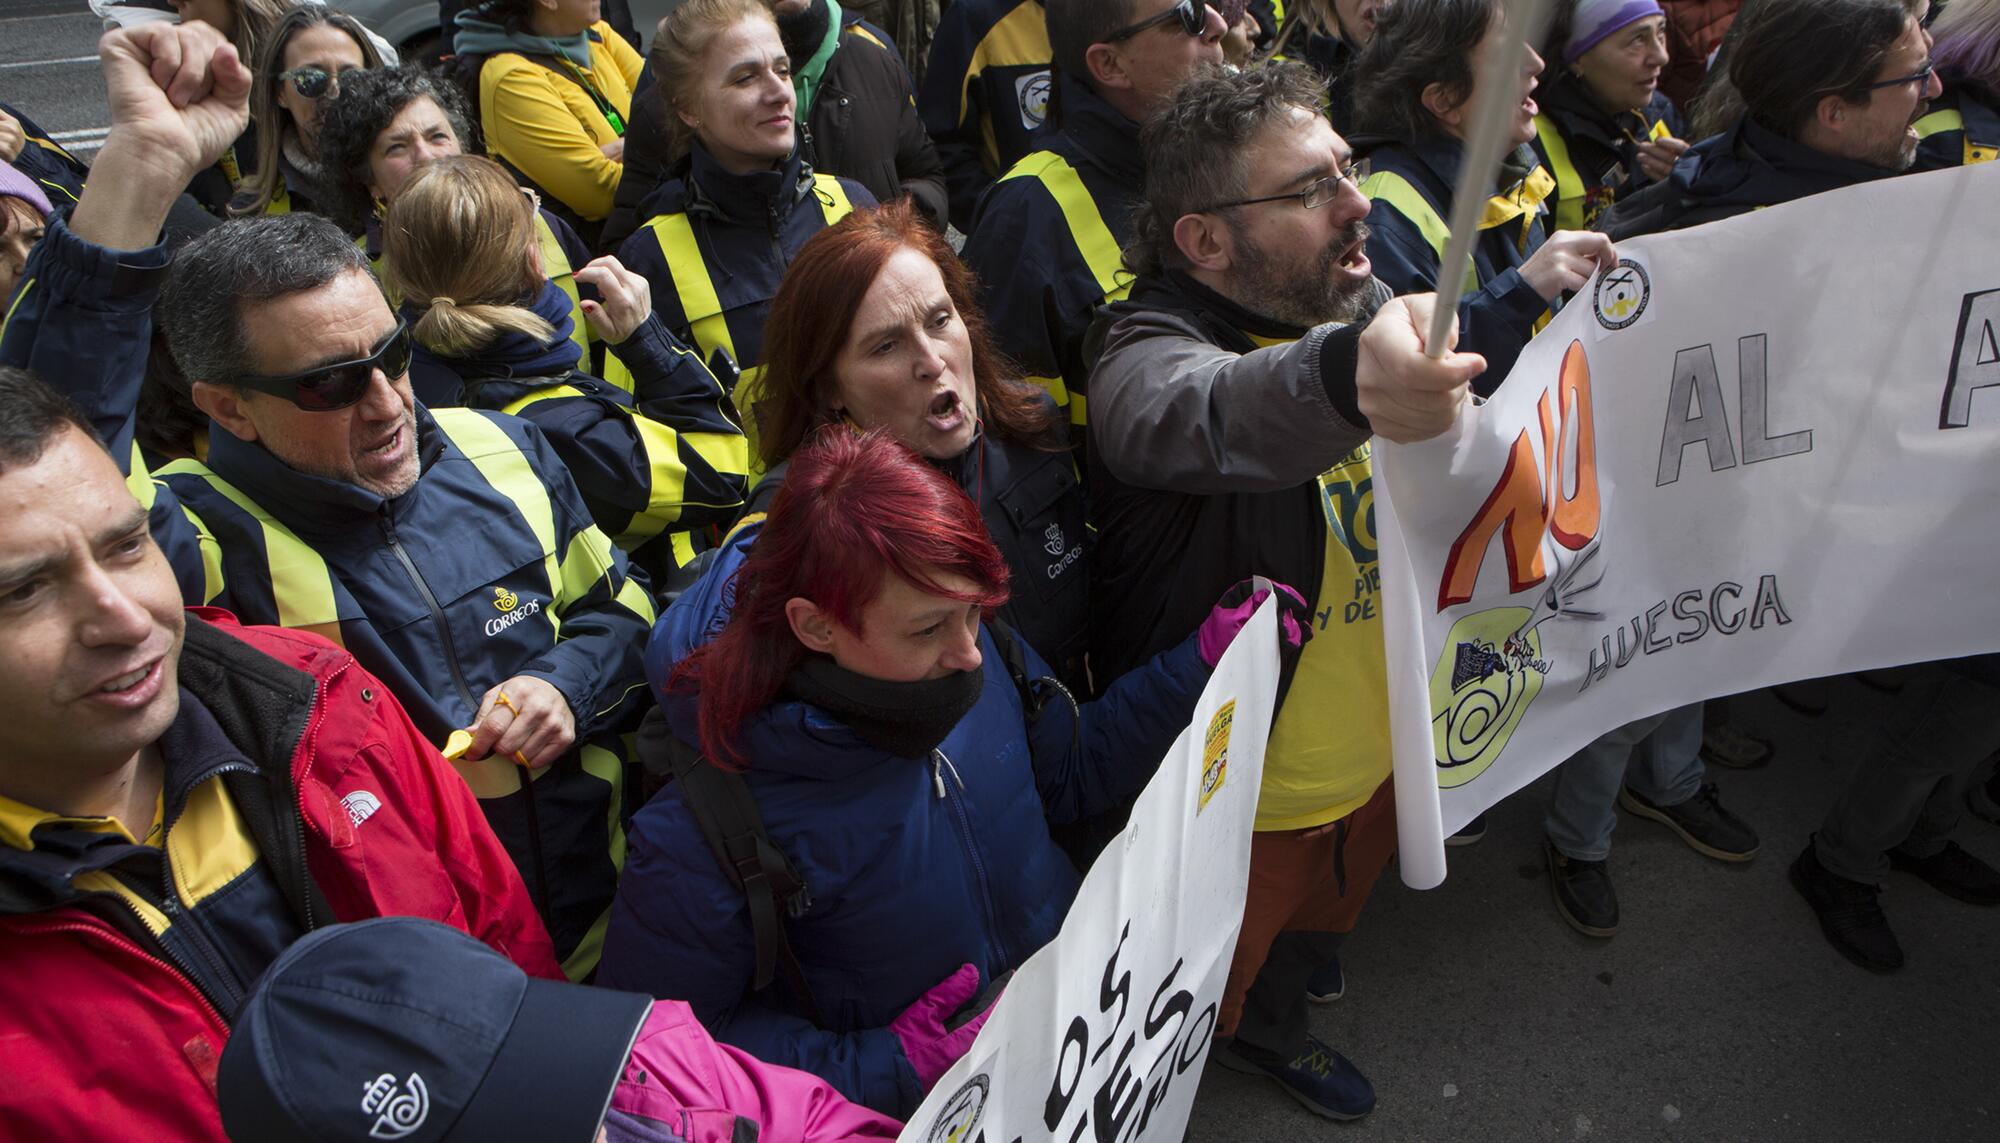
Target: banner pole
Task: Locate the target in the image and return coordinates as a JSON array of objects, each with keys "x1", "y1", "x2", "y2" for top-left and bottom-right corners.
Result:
[{"x1": 1424, "y1": 0, "x2": 1554, "y2": 358}]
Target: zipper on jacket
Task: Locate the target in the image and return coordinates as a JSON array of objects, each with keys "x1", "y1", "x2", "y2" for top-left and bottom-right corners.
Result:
[
  {"x1": 935, "y1": 747, "x2": 1009, "y2": 964},
  {"x1": 30, "y1": 917, "x2": 229, "y2": 1031},
  {"x1": 287, "y1": 657, "x2": 352, "y2": 936},
  {"x1": 379, "y1": 509, "x2": 480, "y2": 712},
  {"x1": 155, "y1": 762, "x2": 259, "y2": 1014}
]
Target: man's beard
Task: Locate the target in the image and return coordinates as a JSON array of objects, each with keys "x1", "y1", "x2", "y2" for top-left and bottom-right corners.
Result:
[
  {"x1": 1230, "y1": 220, "x2": 1375, "y2": 330},
  {"x1": 1872, "y1": 102, "x2": 1929, "y2": 172}
]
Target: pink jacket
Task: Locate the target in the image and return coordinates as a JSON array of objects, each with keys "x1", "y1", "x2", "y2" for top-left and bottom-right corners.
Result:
[{"x1": 605, "y1": 1002, "x2": 904, "y2": 1142}]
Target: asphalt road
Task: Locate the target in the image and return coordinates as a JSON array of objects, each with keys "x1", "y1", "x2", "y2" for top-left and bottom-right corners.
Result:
[
  {"x1": 1186, "y1": 683, "x2": 2000, "y2": 1142},
  {"x1": 2, "y1": 4, "x2": 112, "y2": 155},
  {"x1": 6, "y1": 7, "x2": 1998, "y2": 1140}
]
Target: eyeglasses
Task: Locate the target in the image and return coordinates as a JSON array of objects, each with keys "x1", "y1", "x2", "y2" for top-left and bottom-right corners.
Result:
[
  {"x1": 1861, "y1": 60, "x2": 1934, "y2": 92},
  {"x1": 234, "y1": 321, "x2": 412, "y2": 411},
  {"x1": 1106, "y1": 0, "x2": 1209, "y2": 42},
  {"x1": 279, "y1": 65, "x2": 361, "y2": 100},
  {"x1": 1196, "y1": 161, "x2": 1365, "y2": 213}
]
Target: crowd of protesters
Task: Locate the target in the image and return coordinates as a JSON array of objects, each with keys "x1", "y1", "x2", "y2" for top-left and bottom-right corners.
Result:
[{"x1": 1, "y1": 0, "x2": 1996, "y2": 1138}]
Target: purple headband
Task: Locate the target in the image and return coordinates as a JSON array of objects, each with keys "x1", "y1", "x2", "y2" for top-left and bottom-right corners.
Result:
[
  {"x1": 0, "y1": 162, "x2": 53, "y2": 221},
  {"x1": 1565, "y1": 0, "x2": 1664, "y2": 64}
]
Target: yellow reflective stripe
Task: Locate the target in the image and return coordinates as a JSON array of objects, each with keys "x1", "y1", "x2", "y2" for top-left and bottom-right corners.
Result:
[
  {"x1": 264, "y1": 181, "x2": 292, "y2": 216},
  {"x1": 848, "y1": 23, "x2": 888, "y2": 52},
  {"x1": 157, "y1": 460, "x2": 342, "y2": 633},
  {"x1": 1000, "y1": 152, "x2": 1133, "y2": 303},
  {"x1": 1914, "y1": 109, "x2": 1964, "y2": 138},
  {"x1": 1068, "y1": 390, "x2": 1086, "y2": 428},
  {"x1": 646, "y1": 213, "x2": 737, "y2": 364},
  {"x1": 598, "y1": 346, "x2": 636, "y2": 393},
  {"x1": 558, "y1": 520, "x2": 658, "y2": 630},
  {"x1": 502, "y1": 385, "x2": 746, "y2": 547},
  {"x1": 124, "y1": 441, "x2": 158, "y2": 509},
  {"x1": 185, "y1": 504, "x2": 227, "y2": 604},
  {"x1": 958, "y1": 0, "x2": 1054, "y2": 172},
  {"x1": 723, "y1": 511, "x2": 766, "y2": 546},
  {"x1": 429, "y1": 410, "x2": 562, "y2": 606},
  {"x1": 669, "y1": 530, "x2": 698, "y2": 568},
  {"x1": 1361, "y1": 170, "x2": 1478, "y2": 295},
  {"x1": 535, "y1": 214, "x2": 592, "y2": 363},
  {"x1": 1533, "y1": 115, "x2": 1587, "y2": 233},
  {"x1": 0, "y1": 275, "x2": 32, "y2": 342},
  {"x1": 813, "y1": 173, "x2": 855, "y2": 222},
  {"x1": 1024, "y1": 369, "x2": 1072, "y2": 411},
  {"x1": 559, "y1": 739, "x2": 627, "y2": 981}
]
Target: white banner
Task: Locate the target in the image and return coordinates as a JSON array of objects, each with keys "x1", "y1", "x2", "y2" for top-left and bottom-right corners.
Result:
[
  {"x1": 898, "y1": 601, "x2": 1279, "y2": 1143},
  {"x1": 1375, "y1": 162, "x2": 2000, "y2": 889}
]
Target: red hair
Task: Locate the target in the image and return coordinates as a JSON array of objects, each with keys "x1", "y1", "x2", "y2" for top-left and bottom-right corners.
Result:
[
  {"x1": 755, "y1": 200, "x2": 1060, "y2": 469},
  {"x1": 671, "y1": 428, "x2": 1012, "y2": 769}
]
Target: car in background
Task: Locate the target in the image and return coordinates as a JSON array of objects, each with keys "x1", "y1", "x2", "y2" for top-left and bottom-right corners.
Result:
[{"x1": 340, "y1": 0, "x2": 675, "y2": 66}]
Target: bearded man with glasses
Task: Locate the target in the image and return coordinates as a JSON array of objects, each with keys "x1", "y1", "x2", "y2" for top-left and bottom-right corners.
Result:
[
  {"x1": 1086, "y1": 61, "x2": 1495, "y2": 1122},
  {"x1": 0, "y1": 20, "x2": 656, "y2": 985}
]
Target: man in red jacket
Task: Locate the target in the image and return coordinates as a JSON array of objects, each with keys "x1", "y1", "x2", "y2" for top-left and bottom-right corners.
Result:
[{"x1": 0, "y1": 367, "x2": 559, "y2": 1140}]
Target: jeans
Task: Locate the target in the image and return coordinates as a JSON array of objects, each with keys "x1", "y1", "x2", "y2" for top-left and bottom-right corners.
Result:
[
  {"x1": 1815, "y1": 664, "x2": 2000, "y2": 883},
  {"x1": 1545, "y1": 703, "x2": 1705, "y2": 861}
]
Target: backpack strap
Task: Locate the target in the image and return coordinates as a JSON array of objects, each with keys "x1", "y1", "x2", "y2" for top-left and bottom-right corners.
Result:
[
  {"x1": 634, "y1": 706, "x2": 820, "y2": 1020},
  {"x1": 985, "y1": 617, "x2": 1080, "y2": 755}
]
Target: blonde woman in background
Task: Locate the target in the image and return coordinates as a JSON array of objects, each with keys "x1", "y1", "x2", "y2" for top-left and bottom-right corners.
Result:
[{"x1": 384, "y1": 155, "x2": 749, "y2": 587}]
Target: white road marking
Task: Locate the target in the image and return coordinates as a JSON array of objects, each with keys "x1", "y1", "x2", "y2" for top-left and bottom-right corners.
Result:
[{"x1": 0, "y1": 55, "x2": 98, "y2": 69}]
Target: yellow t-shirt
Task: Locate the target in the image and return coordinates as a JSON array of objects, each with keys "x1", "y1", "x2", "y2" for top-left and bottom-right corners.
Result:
[{"x1": 1255, "y1": 442, "x2": 1393, "y2": 831}]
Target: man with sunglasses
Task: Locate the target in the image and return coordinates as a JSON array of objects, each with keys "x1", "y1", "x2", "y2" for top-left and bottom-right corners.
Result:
[
  {"x1": 1603, "y1": 0, "x2": 1942, "y2": 236},
  {"x1": 959, "y1": 0, "x2": 1228, "y2": 455},
  {"x1": 1087, "y1": 61, "x2": 1494, "y2": 1121},
  {"x1": 1, "y1": 18, "x2": 657, "y2": 985}
]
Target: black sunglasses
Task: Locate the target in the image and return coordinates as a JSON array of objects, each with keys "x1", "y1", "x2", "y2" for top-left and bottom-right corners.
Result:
[
  {"x1": 1107, "y1": 0, "x2": 1209, "y2": 42},
  {"x1": 234, "y1": 321, "x2": 412, "y2": 411},
  {"x1": 279, "y1": 65, "x2": 360, "y2": 100}
]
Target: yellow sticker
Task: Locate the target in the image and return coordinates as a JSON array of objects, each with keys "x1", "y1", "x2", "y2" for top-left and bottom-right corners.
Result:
[{"x1": 1199, "y1": 700, "x2": 1235, "y2": 815}]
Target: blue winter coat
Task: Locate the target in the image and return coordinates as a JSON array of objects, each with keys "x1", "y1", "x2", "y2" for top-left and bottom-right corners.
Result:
[{"x1": 595, "y1": 520, "x2": 1211, "y2": 1116}]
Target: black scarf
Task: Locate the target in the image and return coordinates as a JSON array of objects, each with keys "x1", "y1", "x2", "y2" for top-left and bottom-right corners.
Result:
[
  {"x1": 784, "y1": 653, "x2": 984, "y2": 759},
  {"x1": 775, "y1": 0, "x2": 833, "y2": 67}
]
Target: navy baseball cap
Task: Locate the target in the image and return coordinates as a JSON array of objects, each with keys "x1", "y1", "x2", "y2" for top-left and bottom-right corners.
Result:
[{"x1": 218, "y1": 918, "x2": 653, "y2": 1143}]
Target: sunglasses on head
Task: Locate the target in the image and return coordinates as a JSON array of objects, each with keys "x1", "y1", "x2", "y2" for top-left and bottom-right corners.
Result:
[
  {"x1": 234, "y1": 321, "x2": 412, "y2": 411},
  {"x1": 1107, "y1": 0, "x2": 1210, "y2": 42},
  {"x1": 279, "y1": 65, "x2": 360, "y2": 100}
]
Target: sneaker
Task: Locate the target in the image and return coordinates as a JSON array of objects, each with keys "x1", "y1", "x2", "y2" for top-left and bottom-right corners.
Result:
[
  {"x1": 1700, "y1": 722, "x2": 1773, "y2": 769},
  {"x1": 1968, "y1": 761, "x2": 2000, "y2": 826},
  {"x1": 1545, "y1": 840, "x2": 1618, "y2": 937},
  {"x1": 1790, "y1": 840, "x2": 1903, "y2": 973},
  {"x1": 1214, "y1": 1035, "x2": 1376, "y2": 1121},
  {"x1": 1771, "y1": 683, "x2": 1828, "y2": 717},
  {"x1": 1305, "y1": 956, "x2": 1344, "y2": 1004},
  {"x1": 1888, "y1": 840, "x2": 2000, "y2": 905},
  {"x1": 1446, "y1": 813, "x2": 1488, "y2": 846},
  {"x1": 1618, "y1": 782, "x2": 1759, "y2": 862}
]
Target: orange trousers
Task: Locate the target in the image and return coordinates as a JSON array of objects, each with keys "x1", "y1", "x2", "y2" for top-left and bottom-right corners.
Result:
[{"x1": 1217, "y1": 778, "x2": 1398, "y2": 1038}]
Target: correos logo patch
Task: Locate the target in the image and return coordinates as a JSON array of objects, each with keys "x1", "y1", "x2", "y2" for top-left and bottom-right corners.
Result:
[{"x1": 484, "y1": 591, "x2": 543, "y2": 637}]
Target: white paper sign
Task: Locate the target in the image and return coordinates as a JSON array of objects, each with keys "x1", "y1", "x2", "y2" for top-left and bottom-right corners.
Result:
[
  {"x1": 898, "y1": 601, "x2": 1279, "y2": 1143},
  {"x1": 1374, "y1": 162, "x2": 2000, "y2": 889}
]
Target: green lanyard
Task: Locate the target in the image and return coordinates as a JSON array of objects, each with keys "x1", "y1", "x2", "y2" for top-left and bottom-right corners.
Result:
[{"x1": 557, "y1": 57, "x2": 626, "y2": 137}]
